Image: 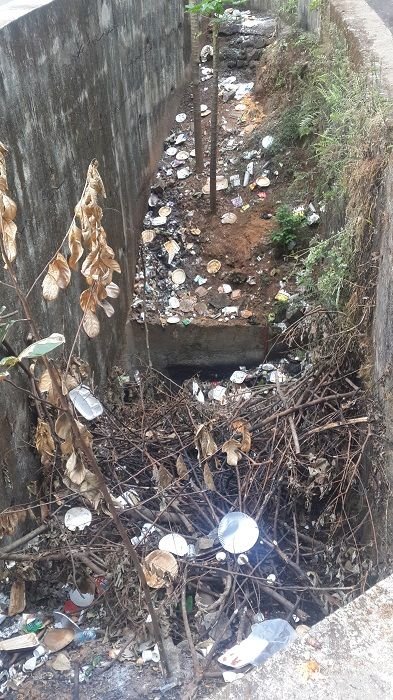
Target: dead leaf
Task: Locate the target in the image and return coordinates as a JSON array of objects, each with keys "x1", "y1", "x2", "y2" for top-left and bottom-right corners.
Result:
[
  {"x1": 98, "y1": 299, "x2": 115, "y2": 317},
  {"x1": 106, "y1": 281, "x2": 120, "y2": 298},
  {"x1": 68, "y1": 221, "x2": 83, "y2": 270},
  {"x1": 35, "y1": 419, "x2": 55, "y2": 469},
  {"x1": 8, "y1": 580, "x2": 26, "y2": 616},
  {"x1": 143, "y1": 550, "x2": 178, "y2": 589},
  {"x1": 53, "y1": 253, "x2": 71, "y2": 289},
  {"x1": 38, "y1": 369, "x2": 52, "y2": 394},
  {"x1": 83, "y1": 310, "x2": 100, "y2": 338},
  {"x1": 232, "y1": 419, "x2": 252, "y2": 453},
  {"x1": 203, "y1": 463, "x2": 216, "y2": 491},
  {"x1": 195, "y1": 424, "x2": 217, "y2": 461},
  {"x1": 176, "y1": 454, "x2": 188, "y2": 480},
  {"x1": 55, "y1": 413, "x2": 72, "y2": 441},
  {"x1": 0, "y1": 508, "x2": 27, "y2": 538},
  {"x1": 42, "y1": 265, "x2": 60, "y2": 301},
  {"x1": 222, "y1": 439, "x2": 242, "y2": 467},
  {"x1": 65, "y1": 452, "x2": 86, "y2": 486},
  {"x1": 157, "y1": 465, "x2": 173, "y2": 490}
]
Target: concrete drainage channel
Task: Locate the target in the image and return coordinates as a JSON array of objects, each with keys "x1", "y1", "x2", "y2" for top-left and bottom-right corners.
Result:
[{"x1": 1, "y1": 1, "x2": 393, "y2": 698}]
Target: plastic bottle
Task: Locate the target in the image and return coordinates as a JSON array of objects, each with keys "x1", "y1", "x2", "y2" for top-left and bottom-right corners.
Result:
[{"x1": 74, "y1": 629, "x2": 97, "y2": 646}]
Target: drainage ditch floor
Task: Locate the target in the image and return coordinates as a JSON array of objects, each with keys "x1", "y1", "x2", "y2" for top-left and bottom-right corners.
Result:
[{"x1": 0, "y1": 7, "x2": 382, "y2": 700}]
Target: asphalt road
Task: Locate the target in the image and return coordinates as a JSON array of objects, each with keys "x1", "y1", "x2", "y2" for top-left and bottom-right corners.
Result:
[{"x1": 367, "y1": 0, "x2": 393, "y2": 30}]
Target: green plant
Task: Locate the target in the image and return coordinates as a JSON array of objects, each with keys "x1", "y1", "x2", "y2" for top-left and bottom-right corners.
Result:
[
  {"x1": 271, "y1": 205, "x2": 306, "y2": 253},
  {"x1": 298, "y1": 227, "x2": 352, "y2": 309},
  {"x1": 279, "y1": 0, "x2": 298, "y2": 19}
]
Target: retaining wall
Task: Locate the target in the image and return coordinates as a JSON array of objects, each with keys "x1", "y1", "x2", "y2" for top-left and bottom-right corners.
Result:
[{"x1": 0, "y1": 0, "x2": 190, "y2": 520}]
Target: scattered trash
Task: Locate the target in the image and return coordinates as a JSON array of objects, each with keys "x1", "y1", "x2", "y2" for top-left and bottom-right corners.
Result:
[
  {"x1": 176, "y1": 113, "x2": 187, "y2": 123},
  {"x1": 177, "y1": 167, "x2": 191, "y2": 180},
  {"x1": 209, "y1": 385, "x2": 227, "y2": 403},
  {"x1": 230, "y1": 370, "x2": 247, "y2": 384},
  {"x1": 143, "y1": 550, "x2": 179, "y2": 589},
  {"x1": 216, "y1": 551, "x2": 227, "y2": 562},
  {"x1": 159, "y1": 533, "x2": 189, "y2": 556},
  {"x1": 166, "y1": 146, "x2": 178, "y2": 157},
  {"x1": 207, "y1": 259, "x2": 222, "y2": 274},
  {"x1": 159, "y1": 205, "x2": 172, "y2": 218},
  {"x1": 171, "y1": 269, "x2": 186, "y2": 285},
  {"x1": 231, "y1": 195, "x2": 243, "y2": 207},
  {"x1": 142, "y1": 229, "x2": 155, "y2": 244},
  {"x1": 50, "y1": 653, "x2": 71, "y2": 672},
  {"x1": 69, "y1": 384, "x2": 104, "y2": 420},
  {"x1": 74, "y1": 629, "x2": 97, "y2": 646},
  {"x1": 307, "y1": 212, "x2": 320, "y2": 226},
  {"x1": 141, "y1": 644, "x2": 160, "y2": 663},
  {"x1": 164, "y1": 239, "x2": 180, "y2": 264},
  {"x1": 221, "y1": 212, "x2": 237, "y2": 225},
  {"x1": 256, "y1": 176, "x2": 271, "y2": 188},
  {"x1": 218, "y1": 512, "x2": 259, "y2": 554},
  {"x1": 230, "y1": 174, "x2": 241, "y2": 187},
  {"x1": 222, "y1": 670, "x2": 246, "y2": 683},
  {"x1": 69, "y1": 589, "x2": 95, "y2": 608},
  {"x1": 275, "y1": 290, "x2": 291, "y2": 303},
  {"x1": 262, "y1": 135, "x2": 274, "y2": 149},
  {"x1": 237, "y1": 554, "x2": 249, "y2": 565},
  {"x1": 169, "y1": 296, "x2": 180, "y2": 309},
  {"x1": 64, "y1": 507, "x2": 92, "y2": 532},
  {"x1": 0, "y1": 633, "x2": 39, "y2": 652},
  {"x1": 200, "y1": 44, "x2": 213, "y2": 62},
  {"x1": 151, "y1": 216, "x2": 167, "y2": 226},
  {"x1": 166, "y1": 315, "x2": 181, "y2": 324},
  {"x1": 202, "y1": 176, "x2": 228, "y2": 194},
  {"x1": 218, "y1": 619, "x2": 295, "y2": 669},
  {"x1": 176, "y1": 151, "x2": 189, "y2": 161},
  {"x1": 42, "y1": 628, "x2": 74, "y2": 653}
]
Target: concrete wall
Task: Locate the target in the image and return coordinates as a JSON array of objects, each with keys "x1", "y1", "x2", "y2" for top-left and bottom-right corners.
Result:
[{"x1": 0, "y1": 0, "x2": 190, "y2": 520}]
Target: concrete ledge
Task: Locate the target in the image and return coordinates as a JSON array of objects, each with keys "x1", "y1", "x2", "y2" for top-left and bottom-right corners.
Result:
[
  {"x1": 207, "y1": 575, "x2": 393, "y2": 699},
  {"x1": 0, "y1": 0, "x2": 53, "y2": 29},
  {"x1": 330, "y1": 0, "x2": 393, "y2": 96}
]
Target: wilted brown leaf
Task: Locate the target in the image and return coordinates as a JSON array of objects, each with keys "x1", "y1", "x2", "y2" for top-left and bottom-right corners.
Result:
[
  {"x1": 65, "y1": 452, "x2": 86, "y2": 486},
  {"x1": 176, "y1": 454, "x2": 188, "y2": 480},
  {"x1": 2, "y1": 220, "x2": 17, "y2": 262},
  {"x1": 195, "y1": 424, "x2": 217, "y2": 461},
  {"x1": 68, "y1": 221, "x2": 83, "y2": 270},
  {"x1": 1, "y1": 193, "x2": 17, "y2": 222},
  {"x1": 222, "y1": 439, "x2": 242, "y2": 467},
  {"x1": 106, "y1": 281, "x2": 120, "y2": 298},
  {"x1": 83, "y1": 310, "x2": 100, "y2": 338},
  {"x1": 55, "y1": 413, "x2": 72, "y2": 441},
  {"x1": 98, "y1": 299, "x2": 115, "y2": 317},
  {"x1": 158, "y1": 465, "x2": 173, "y2": 490},
  {"x1": 232, "y1": 419, "x2": 252, "y2": 453},
  {"x1": 0, "y1": 508, "x2": 26, "y2": 538},
  {"x1": 38, "y1": 369, "x2": 52, "y2": 394},
  {"x1": 42, "y1": 264, "x2": 60, "y2": 301},
  {"x1": 203, "y1": 463, "x2": 216, "y2": 491},
  {"x1": 35, "y1": 419, "x2": 55, "y2": 469}
]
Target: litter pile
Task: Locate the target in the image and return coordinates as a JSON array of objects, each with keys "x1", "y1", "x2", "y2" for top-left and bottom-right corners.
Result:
[
  {"x1": 130, "y1": 11, "x2": 284, "y2": 329},
  {"x1": 0, "y1": 352, "x2": 375, "y2": 694}
]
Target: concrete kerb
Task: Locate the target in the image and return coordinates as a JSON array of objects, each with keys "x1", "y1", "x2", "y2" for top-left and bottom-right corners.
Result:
[{"x1": 206, "y1": 574, "x2": 393, "y2": 699}]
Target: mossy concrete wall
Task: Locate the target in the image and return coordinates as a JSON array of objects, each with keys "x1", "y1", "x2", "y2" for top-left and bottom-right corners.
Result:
[{"x1": 0, "y1": 0, "x2": 190, "y2": 521}]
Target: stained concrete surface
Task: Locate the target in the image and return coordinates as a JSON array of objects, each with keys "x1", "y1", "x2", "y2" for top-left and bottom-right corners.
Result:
[
  {"x1": 207, "y1": 575, "x2": 393, "y2": 700},
  {"x1": 367, "y1": 0, "x2": 393, "y2": 31},
  {"x1": 0, "y1": 0, "x2": 190, "y2": 515}
]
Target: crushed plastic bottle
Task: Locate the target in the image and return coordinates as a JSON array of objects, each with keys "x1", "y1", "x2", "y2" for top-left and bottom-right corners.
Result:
[{"x1": 74, "y1": 629, "x2": 97, "y2": 646}]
